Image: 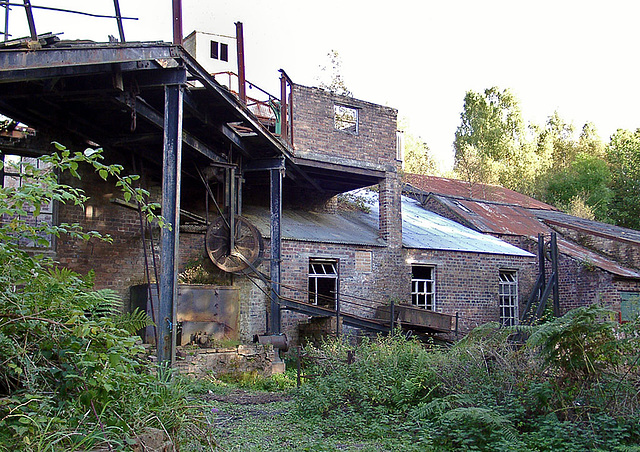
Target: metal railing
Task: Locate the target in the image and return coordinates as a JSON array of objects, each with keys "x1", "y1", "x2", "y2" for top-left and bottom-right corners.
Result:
[{"x1": 1, "y1": 1, "x2": 136, "y2": 43}]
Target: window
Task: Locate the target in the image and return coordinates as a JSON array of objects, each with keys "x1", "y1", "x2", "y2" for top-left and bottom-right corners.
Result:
[
  {"x1": 334, "y1": 105, "x2": 358, "y2": 134},
  {"x1": 499, "y1": 270, "x2": 518, "y2": 326},
  {"x1": 411, "y1": 265, "x2": 435, "y2": 310},
  {"x1": 309, "y1": 258, "x2": 338, "y2": 308},
  {"x1": 210, "y1": 41, "x2": 229, "y2": 62},
  {"x1": 1, "y1": 154, "x2": 54, "y2": 248}
]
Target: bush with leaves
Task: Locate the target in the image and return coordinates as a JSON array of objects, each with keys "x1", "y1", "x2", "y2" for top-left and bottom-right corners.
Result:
[
  {"x1": 0, "y1": 145, "x2": 194, "y2": 450},
  {"x1": 296, "y1": 308, "x2": 640, "y2": 451}
]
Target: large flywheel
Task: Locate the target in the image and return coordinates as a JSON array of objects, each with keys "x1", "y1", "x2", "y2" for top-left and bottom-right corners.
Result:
[{"x1": 205, "y1": 215, "x2": 263, "y2": 273}]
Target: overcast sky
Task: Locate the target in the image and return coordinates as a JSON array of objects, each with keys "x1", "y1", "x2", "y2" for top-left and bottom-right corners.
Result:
[{"x1": 6, "y1": 1, "x2": 640, "y2": 169}]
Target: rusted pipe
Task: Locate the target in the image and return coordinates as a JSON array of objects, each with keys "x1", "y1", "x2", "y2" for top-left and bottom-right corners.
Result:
[
  {"x1": 236, "y1": 21, "x2": 246, "y2": 104},
  {"x1": 172, "y1": 0, "x2": 182, "y2": 45}
]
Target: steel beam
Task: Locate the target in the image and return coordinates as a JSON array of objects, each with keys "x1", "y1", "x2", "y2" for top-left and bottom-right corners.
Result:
[
  {"x1": 0, "y1": 45, "x2": 179, "y2": 73},
  {"x1": 158, "y1": 84, "x2": 183, "y2": 367},
  {"x1": 172, "y1": 0, "x2": 182, "y2": 45},
  {"x1": 22, "y1": 0, "x2": 37, "y2": 41},
  {"x1": 269, "y1": 167, "x2": 282, "y2": 334},
  {"x1": 243, "y1": 157, "x2": 285, "y2": 172},
  {"x1": 219, "y1": 123, "x2": 252, "y2": 158},
  {"x1": 115, "y1": 93, "x2": 227, "y2": 164},
  {"x1": 551, "y1": 232, "x2": 560, "y2": 317}
]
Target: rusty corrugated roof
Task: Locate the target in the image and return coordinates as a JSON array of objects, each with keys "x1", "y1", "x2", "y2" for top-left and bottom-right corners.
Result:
[
  {"x1": 533, "y1": 209, "x2": 640, "y2": 245},
  {"x1": 405, "y1": 176, "x2": 640, "y2": 279},
  {"x1": 404, "y1": 174, "x2": 555, "y2": 210},
  {"x1": 434, "y1": 195, "x2": 549, "y2": 237},
  {"x1": 557, "y1": 238, "x2": 640, "y2": 279}
]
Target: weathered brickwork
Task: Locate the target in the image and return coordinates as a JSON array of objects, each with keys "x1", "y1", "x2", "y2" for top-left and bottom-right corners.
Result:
[
  {"x1": 405, "y1": 249, "x2": 536, "y2": 333},
  {"x1": 55, "y1": 164, "x2": 210, "y2": 308},
  {"x1": 56, "y1": 168, "x2": 150, "y2": 301},
  {"x1": 292, "y1": 84, "x2": 398, "y2": 169},
  {"x1": 422, "y1": 195, "x2": 640, "y2": 319}
]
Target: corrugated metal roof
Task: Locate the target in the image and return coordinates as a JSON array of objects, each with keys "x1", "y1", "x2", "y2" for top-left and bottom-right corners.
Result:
[
  {"x1": 557, "y1": 238, "x2": 640, "y2": 279},
  {"x1": 404, "y1": 174, "x2": 555, "y2": 210},
  {"x1": 354, "y1": 190, "x2": 533, "y2": 256},
  {"x1": 532, "y1": 209, "x2": 640, "y2": 244},
  {"x1": 435, "y1": 195, "x2": 549, "y2": 237},
  {"x1": 242, "y1": 192, "x2": 533, "y2": 257},
  {"x1": 242, "y1": 205, "x2": 384, "y2": 247},
  {"x1": 400, "y1": 198, "x2": 534, "y2": 256}
]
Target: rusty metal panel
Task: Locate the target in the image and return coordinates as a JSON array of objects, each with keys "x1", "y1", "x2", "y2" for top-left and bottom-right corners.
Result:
[
  {"x1": 176, "y1": 285, "x2": 238, "y2": 325},
  {"x1": 405, "y1": 174, "x2": 555, "y2": 210},
  {"x1": 557, "y1": 239, "x2": 640, "y2": 279},
  {"x1": 130, "y1": 284, "x2": 239, "y2": 345}
]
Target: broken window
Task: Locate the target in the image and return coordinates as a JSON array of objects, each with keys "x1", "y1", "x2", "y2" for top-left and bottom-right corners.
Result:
[
  {"x1": 499, "y1": 270, "x2": 518, "y2": 326},
  {"x1": 334, "y1": 104, "x2": 358, "y2": 134},
  {"x1": 1, "y1": 154, "x2": 54, "y2": 249},
  {"x1": 411, "y1": 265, "x2": 435, "y2": 310},
  {"x1": 308, "y1": 258, "x2": 338, "y2": 309},
  {"x1": 210, "y1": 41, "x2": 229, "y2": 62}
]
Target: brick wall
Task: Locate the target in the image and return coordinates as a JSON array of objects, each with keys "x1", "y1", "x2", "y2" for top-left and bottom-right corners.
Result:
[
  {"x1": 405, "y1": 249, "x2": 537, "y2": 333},
  {"x1": 56, "y1": 166, "x2": 150, "y2": 300},
  {"x1": 237, "y1": 237, "x2": 537, "y2": 341},
  {"x1": 55, "y1": 162, "x2": 209, "y2": 308},
  {"x1": 292, "y1": 84, "x2": 398, "y2": 169}
]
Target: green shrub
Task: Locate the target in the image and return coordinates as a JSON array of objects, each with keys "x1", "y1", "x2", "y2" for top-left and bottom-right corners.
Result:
[
  {"x1": 0, "y1": 146, "x2": 192, "y2": 450},
  {"x1": 296, "y1": 314, "x2": 640, "y2": 450}
]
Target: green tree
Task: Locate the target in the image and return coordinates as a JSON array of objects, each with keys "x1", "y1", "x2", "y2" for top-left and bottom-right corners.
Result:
[
  {"x1": 0, "y1": 145, "x2": 187, "y2": 449},
  {"x1": 317, "y1": 50, "x2": 352, "y2": 97},
  {"x1": 607, "y1": 128, "x2": 640, "y2": 229},
  {"x1": 454, "y1": 87, "x2": 526, "y2": 161},
  {"x1": 398, "y1": 118, "x2": 439, "y2": 175},
  {"x1": 543, "y1": 152, "x2": 611, "y2": 221},
  {"x1": 453, "y1": 87, "x2": 528, "y2": 189}
]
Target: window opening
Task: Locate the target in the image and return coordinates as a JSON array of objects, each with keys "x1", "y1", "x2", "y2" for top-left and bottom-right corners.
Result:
[
  {"x1": 334, "y1": 105, "x2": 358, "y2": 134},
  {"x1": 499, "y1": 270, "x2": 518, "y2": 326},
  {"x1": 1, "y1": 154, "x2": 54, "y2": 248},
  {"x1": 309, "y1": 258, "x2": 338, "y2": 309},
  {"x1": 210, "y1": 41, "x2": 229, "y2": 62},
  {"x1": 411, "y1": 265, "x2": 435, "y2": 310},
  {"x1": 220, "y1": 43, "x2": 229, "y2": 62},
  {"x1": 210, "y1": 40, "x2": 219, "y2": 59}
]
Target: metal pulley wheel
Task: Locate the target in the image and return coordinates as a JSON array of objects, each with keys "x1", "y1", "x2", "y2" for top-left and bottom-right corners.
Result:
[{"x1": 205, "y1": 215, "x2": 263, "y2": 273}]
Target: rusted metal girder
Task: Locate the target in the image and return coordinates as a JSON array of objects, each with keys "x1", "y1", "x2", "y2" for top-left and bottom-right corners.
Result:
[
  {"x1": 236, "y1": 22, "x2": 246, "y2": 104},
  {"x1": 172, "y1": 0, "x2": 182, "y2": 45},
  {"x1": 0, "y1": 45, "x2": 179, "y2": 73}
]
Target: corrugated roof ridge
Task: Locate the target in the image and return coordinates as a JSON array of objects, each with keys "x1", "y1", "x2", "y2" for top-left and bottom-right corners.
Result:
[
  {"x1": 530, "y1": 209, "x2": 640, "y2": 245},
  {"x1": 403, "y1": 174, "x2": 557, "y2": 210}
]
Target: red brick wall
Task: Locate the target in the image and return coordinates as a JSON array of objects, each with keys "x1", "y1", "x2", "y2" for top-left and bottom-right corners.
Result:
[
  {"x1": 238, "y1": 238, "x2": 537, "y2": 342},
  {"x1": 55, "y1": 164, "x2": 208, "y2": 308},
  {"x1": 56, "y1": 167, "x2": 149, "y2": 299},
  {"x1": 405, "y1": 249, "x2": 537, "y2": 333},
  {"x1": 292, "y1": 84, "x2": 398, "y2": 168}
]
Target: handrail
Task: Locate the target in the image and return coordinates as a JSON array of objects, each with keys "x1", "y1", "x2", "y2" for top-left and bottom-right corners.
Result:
[{"x1": 1, "y1": 1, "x2": 135, "y2": 43}]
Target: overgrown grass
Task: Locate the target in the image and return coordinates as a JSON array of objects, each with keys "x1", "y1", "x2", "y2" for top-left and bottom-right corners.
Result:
[{"x1": 295, "y1": 309, "x2": 640, "y2": 451}]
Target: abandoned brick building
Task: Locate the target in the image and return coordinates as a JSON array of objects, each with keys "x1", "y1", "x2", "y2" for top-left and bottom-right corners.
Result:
[
  {"x1": 404, "y1": 174, "x2": 640, "y2": 321},
  {"x1": 0, "y1": 27, "x2": 580, "y2": 366}
]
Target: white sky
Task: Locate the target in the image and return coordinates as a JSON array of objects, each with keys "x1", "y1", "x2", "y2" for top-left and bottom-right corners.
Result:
[{"x1": 6, "y1": 1, "x2": 640, "y2": 170}]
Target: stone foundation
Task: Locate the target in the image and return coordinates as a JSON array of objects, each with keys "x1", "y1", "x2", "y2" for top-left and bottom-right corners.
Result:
[{"x1": 175, "y1": 343, "x2": 281, "y2": 378}]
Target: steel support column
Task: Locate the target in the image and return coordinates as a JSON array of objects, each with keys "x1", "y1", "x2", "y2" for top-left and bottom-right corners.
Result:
[
  {"x1": 158, "y1": 84, "x2": 183, "y2": 366},
  {"x1": 269, "y1": 167, "x2": 282, "y2": 334},
  {"x1": 551, "y1": 232, "x2": 560, "y2": 317}
]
